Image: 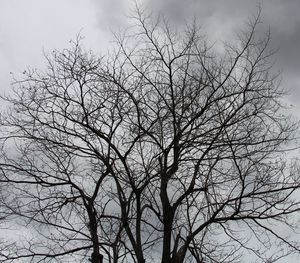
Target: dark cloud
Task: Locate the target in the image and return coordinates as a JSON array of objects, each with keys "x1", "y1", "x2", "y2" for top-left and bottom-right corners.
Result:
[{"x1": 91, "y1": 0, "x2": 300, "y2": 108}]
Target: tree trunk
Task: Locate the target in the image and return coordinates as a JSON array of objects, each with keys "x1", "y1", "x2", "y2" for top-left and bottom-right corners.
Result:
[
  {"x1": 160, "y1": 179, "x2": 173, "y2": 263},
  {"x1": 91, "y1": 251, "x2": 103, "y2": 263},
  {"x1": 87, "y1": 202, "x2": 104, "y2": 263}
]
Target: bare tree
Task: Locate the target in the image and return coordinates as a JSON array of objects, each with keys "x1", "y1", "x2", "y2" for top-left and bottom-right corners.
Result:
[{"x1": 0, "y1": 7, "x2": 300, "y2": 263}]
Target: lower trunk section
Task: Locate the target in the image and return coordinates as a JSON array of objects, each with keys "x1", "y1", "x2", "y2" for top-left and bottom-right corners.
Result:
[{"x1": 91, "y1": 251, "x2": 103, "y2": 263}]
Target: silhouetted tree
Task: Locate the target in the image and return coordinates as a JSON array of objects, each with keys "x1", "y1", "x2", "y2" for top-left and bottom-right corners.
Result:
[{"x1": 1, "y1": 7, "x2": 300, "y2": 263}]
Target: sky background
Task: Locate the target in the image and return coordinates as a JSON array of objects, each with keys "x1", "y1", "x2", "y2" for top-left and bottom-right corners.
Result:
[
  {"x1": 1, "y1": 0, "x2": 300, "y2": 112},
  {"x1": 0, "y1": 0, "x2": 299, "y2": 262}
]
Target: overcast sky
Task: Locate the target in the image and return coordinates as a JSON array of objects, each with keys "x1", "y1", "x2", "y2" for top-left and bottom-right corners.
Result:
[
  {"x1": 0, "y1": 0, "x2": 299, "y2": 262},
  {"x1": 1, "y1": 0, "x2": 300, "y2": 109}
]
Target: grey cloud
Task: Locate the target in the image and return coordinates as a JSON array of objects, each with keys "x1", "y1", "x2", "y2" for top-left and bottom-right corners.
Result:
[
  {"x1": 92, "y1": 0, "x2": 300, "y2": 107},
  {"x1": 92, "y1": 0, "x2": 300, "y2": 111},
  {"x1": 90, "y1": 0, "x2": 132, "y2": 30}
]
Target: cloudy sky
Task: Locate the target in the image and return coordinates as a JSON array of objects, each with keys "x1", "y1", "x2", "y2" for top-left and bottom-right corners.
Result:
[
  {"x1": 0, "y1": 0, "x2": 299, "y2": 262},
  {"x1": 1, "y1": 0, "x2": 300, "y2": 107},
  {"x1": 1, "y1": 0, "x2": 300, "y2": 110}
]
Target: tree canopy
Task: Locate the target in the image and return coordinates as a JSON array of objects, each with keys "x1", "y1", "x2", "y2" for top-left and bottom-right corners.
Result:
[{"x1": 0, "y1": 7, "x2": 300, "y2": 263}]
